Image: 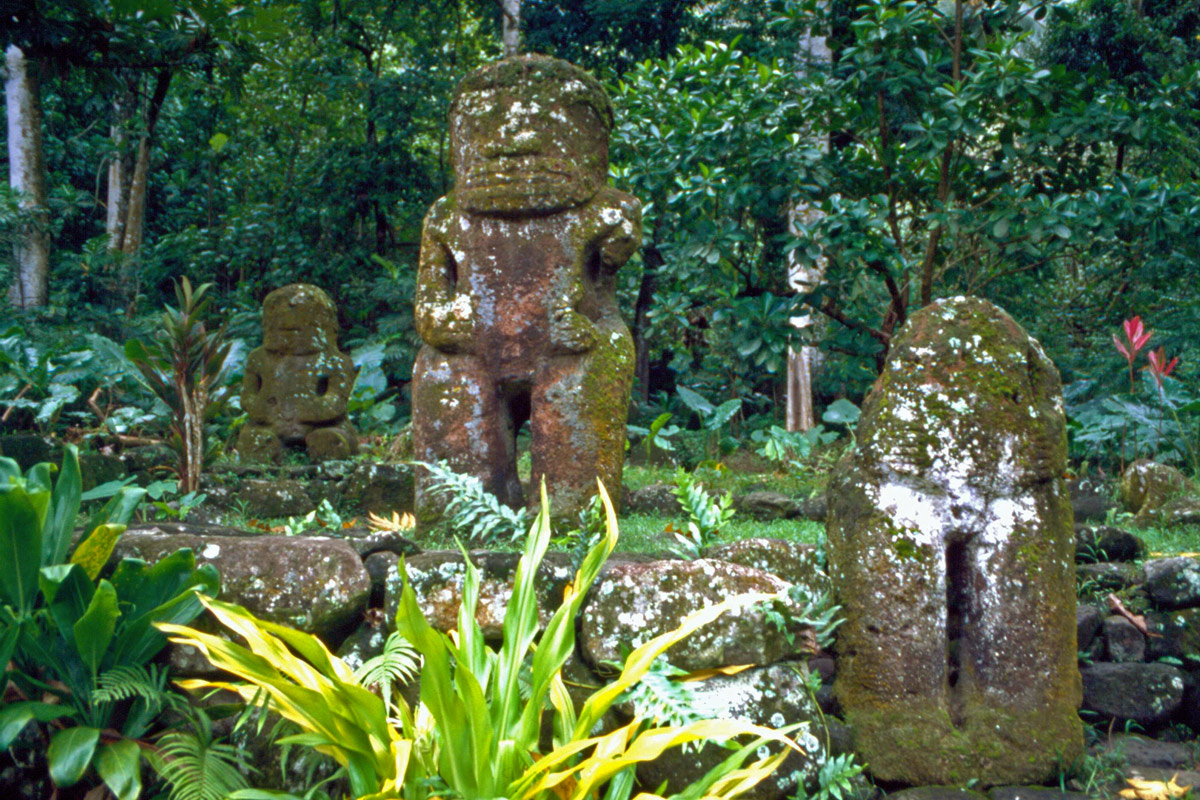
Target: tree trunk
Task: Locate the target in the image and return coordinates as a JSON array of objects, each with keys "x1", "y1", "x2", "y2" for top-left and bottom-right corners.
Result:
[
  {"x1": 501, "y1": 0, "x2": 521, "y2": 57},
  {"x1": 120, "y1": 69, "x2": 172, "y2": 259},
  {"x1": 5, "y1": 45, "x2": 50, "y2": 309},
  {"x1": 632, "y1": 245, "x2": 662, "y2": 402},
  {"x1": 106, "y1": 84, "x2": 135, "y2": 253}
]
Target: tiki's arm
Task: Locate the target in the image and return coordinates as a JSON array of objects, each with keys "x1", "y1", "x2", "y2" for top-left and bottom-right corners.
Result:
[{"x1": 414, "y1": 199, "x2": 474, "y2": 353}]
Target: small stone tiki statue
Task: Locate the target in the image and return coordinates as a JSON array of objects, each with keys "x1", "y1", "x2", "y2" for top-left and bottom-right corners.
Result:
[
  {"x1": 238, "y1": 284, "x2": 358, "y2": 462},
  {"x1": 411, "y1": 55, "x2": 641, "y2": 521}
]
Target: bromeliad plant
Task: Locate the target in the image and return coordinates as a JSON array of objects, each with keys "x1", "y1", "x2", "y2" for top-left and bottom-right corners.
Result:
[
  {"x1": 0, "y1": 445, "x2": 221, "y2": 799},
  {"x1": 162, "y1": 482, "x2": 803, "y2": 800}
]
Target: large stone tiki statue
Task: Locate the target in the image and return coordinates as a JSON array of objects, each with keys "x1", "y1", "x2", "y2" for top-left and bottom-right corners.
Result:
[
  {"x1": 411, "y1": 55, "x2": 641, "y2": 521},
  {"x1": 827, "y1": 297, "x2": 1082, "y2": 786},
  {"x1": 238, "y1": 284, "x2": 358, "y2": 462}
]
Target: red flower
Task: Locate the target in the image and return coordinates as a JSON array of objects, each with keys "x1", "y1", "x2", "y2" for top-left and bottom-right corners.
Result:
[{"x1": 1145, "y1": 346, "x2": 1179, "y2": 390}]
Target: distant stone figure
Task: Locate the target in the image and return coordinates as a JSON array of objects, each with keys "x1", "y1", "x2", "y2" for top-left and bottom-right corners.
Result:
[
  {"x1": 826, "y1": 297, "x2": 1082, "y2": 786},
  {"x1": 411, "y1": 55, "x2": 641, "y2": 521},
  {"x1": 238, "y1": 284, "x2": 358, "y2": 462}
]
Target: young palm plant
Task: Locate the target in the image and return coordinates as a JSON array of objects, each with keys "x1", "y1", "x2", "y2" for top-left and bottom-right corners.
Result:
[{"x1": 162, "y1": 481, "x2": 802, "y2": 800}]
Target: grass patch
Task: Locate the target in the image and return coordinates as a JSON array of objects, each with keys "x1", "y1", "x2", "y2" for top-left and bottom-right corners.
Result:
[
  {"x1": 1128, "y1": 522, "x2": 1200, "y2": 557},
  {"x1": 614, "y1": 513, "x2": 825, "y2": 554}
]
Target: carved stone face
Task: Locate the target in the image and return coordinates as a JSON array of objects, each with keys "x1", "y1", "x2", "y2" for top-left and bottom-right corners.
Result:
[
  {"x1": 262, "y1": 284, "x2": 339, "y2": 355},
  {"x1": 450, "y1": 56, "x2": 612, "y2": 216}
]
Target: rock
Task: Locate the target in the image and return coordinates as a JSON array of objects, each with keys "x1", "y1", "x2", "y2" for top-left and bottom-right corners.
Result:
[
  {"x1": 339, "y1": 527, "x2": 421, "y2": 560},
  {"x1": 343, "y1": 462, "x2": 415, "y2": 515},
  {"x1": 1144, "y1": 557, "x2": 1200, "y2": 609},
  {"x1": 622, "y1": 483, "x2": 679, "y2": 515},
  {"x1": 1146, "y1": 608, "x2": 1200, "y2": 667},
  {"x1": 236, "y1": 478, "x2": 315, "y2": 518},
  {"x1": 1077, "y1": 605, "x2": 1103, "y2": 651},
  {"x1": 1075, "y1": 526, "x2": 1146, "y2": 563},
  {"x1": 1121, "y1": 460, "x2": 1188, "y2": 518},
  {"x1": 1099, "y1": 734, "x2": 1196, "y2": 770},
  {"x1": 1155, "y1": 495, "x2": 1200, "y2": 526},
  {"x1": 888, "y1": 789, "x2": 988, "y2": 800},
  {"x1": 237, "y1": 284, "x2": 358, "y2": 463},
  {"x1": 989, "y1": 788, "x2": 1090, "y2": 800},
  {"x1": 335, "y1": 617, "x2": 391, "y2": 673},
  {"x1": 364, "y1": 551, "x2": 399, "y2": 608},
  {"x1": 703, "y1": 538, "x2": 831, "y2": 594},
  {"x1": 798, "y1": 494, "x2": 827, "y2": 522},
  {"x1": 579, "y1": 558, "x2": 794, "y2": 672},
  {"x1": 635, "y1": 664, "x2": 829, "y2": 800},
  {"x1": 1069, "y1": 478, "x2": 1118, "y2": 523},
  {"x1": 1077, "y1": 562, "x2": 1142, "y2": 592},
  {"x1": 1080, "y1": 662, "x2": 1186, "y2": 728},
  {"x1": 733, "y1": 490, "x2": 802, "y2": 520},
  {"x1": 1103, "y1": 615, "x2": 1146, "y2": 662},
  {"x1": 78, "y1": 452, "x2": 127, "y2": 491},
  {"x1": 112, "y1": 526, "x2": 370, "y2": 646},
  {"x1": 0, "y1": 433, "x2": 56, "y2": 469},
  {"x1": 825, "y1": 297, "x2": 1082, "y2": 786},
  {"x1": 121, "y1": 443, "x2": 175, "y2": 475},
  {"x1": 384, "y1": 550, "x2": 574, "y2": 638},
  {"x1": 412, "y1": 55, "x2": 639, "y2": 522}
]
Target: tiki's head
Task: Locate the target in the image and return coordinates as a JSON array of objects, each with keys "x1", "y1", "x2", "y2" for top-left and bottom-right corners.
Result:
[
  {"x1": 450, "y1": 55, "x2": 612, "y2": 216},
  {"x1": 262, "y1": 284, "x2": 339, "y2": 355}
]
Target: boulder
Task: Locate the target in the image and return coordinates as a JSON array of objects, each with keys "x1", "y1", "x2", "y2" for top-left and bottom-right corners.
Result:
[
  {"x1": 1103, "y1": 615, "x2": 1146, "y2": 663},
  {"x1": 1154, "y1": 495, "x2": 1200, "y2": 527},
  {"x1": 1080, "y1": 662, "x2": 1186, "y2": 728},
  {"x1": 236, "y1": 479, "x2": 316, "y2": 518},
  {"x1": 733, "y1": 490, "x2": 802, "y2": 520},
  {"x1": 384, "y1": 550, "x2": 574, "y2": 638},
  {"x1": 703, "y1": 538, "x2": 831, "y2": 594},
  {"x1": 1144, "y1": 557, "x2": 1200, "y2": 609},
  {"x1": 78, "y1": 453, "x2": 127, "y2": 492},
  {"x1": 112, "y1": 526, "x2": 370, "y2": 645},
  {"x1": 1120, "y1": 460, "x2": 1188, "y2": 518},
  {"x1": 887, "y1": 789, "x2": 988, "y2": 800},
  {"x1": 825, "y1": 297, "x2": 1082, "y2": 786},
  {"x1": 1097, "y1": 734, "x2": 1196, "y2": 770},
  {"x1": 1146, "y1": 608, "x2": 1200, "y2": 667},
  {"x1": 1069, "y1": 478, "x2": 1118, "y2": 523},
  {"x1": 1077, "y1": 562, "x2": 1142, "y2": 592},
  {"x1": 1075, "y1": 525, "x2": 1145, "y2": 563},
  {"x1": 988, "y1": 789, "x2": 1090, "y2": 800},
  {"x1": 0, "y1": 433, "x2": 56, "y2": 469},
  {"x1": 579, "y1": 558, "x2": 794, "y2": 672},
  {"x1": 634, "y1": 664, "x2": 829, "y2": 800},
  {"x1": 344, "y1": 462, "x2": 415, "y2": 515},
  {"x1": 1077, "y1": 605, "x2": 1103, "y2": 652},
  {"x1": 623, "y1": 483, "x2": 679, "y2": 515}
]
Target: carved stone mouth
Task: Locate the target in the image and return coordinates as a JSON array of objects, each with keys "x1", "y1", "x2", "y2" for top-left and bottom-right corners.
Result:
[{"x1": 465, "y1": 169, "x2": 574, "y2": 189}]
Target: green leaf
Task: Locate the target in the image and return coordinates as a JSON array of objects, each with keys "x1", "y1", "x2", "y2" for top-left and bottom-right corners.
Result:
[
  {"x1": 97, "y1": 739, "x2": 141, "y2": 800},
  {"x1": 992, "y1": 217, "x2": 1011, "y2": 238},
  {"x1": 40, "y1": 563, "x2": 94, "y2": 644},
  {"x1": 822, "y1": 398, "x2": 861, "y2": 427},
  {"x1": 676, "y1": 386, "x2": 715, "y2": 416},
  {"x1": 74, "y1": 580, "x2": 119, "y2": 678},
  {"x1": 0, "y1": 701, "x2": 76, "y2": 751},
  {"x1": 0, "y1": 481, "x2": 46, "y2": 613},
  {"x1": 704, "y1": 399, "x2": 742, "y2": 431},
  {"x1": 209, "y1": 132, "x2": 230, "y2": 153},
  {"x1": 43, "y1": 444, "x2": 82, "y2": 566},
  {"x1": 48, "y1": 726, "x2": 100, "y2": 787}
]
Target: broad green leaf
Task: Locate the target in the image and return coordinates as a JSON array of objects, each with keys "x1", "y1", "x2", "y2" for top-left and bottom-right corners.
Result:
[
  {"x1": 822, "y1": 398, "x2": 861, "y2": 427},
  {"x1": 70, "y1": 524, "x2": 126, "y2": 580},
  {"x1": 0, "y1": 482, "x2": 46, "y2": 613},
  {"x1": 74, "y1": 580, "x2": 119, "y2": 678},
  {"x1": 704, "y1": 399, "x2": 742, "y2": 431},
  {"x1": 97, "y1": 739, "x2": 141, "y2": 800},
  {"x1": 676, "y1": 386, "x2": 714, "y2": 416},
  {"x1": 48, "y1": 726, "x2": 100, "y2": 787},
  {"x1": 40, "y1": 563, "x2": 94, "y2": 645},
  {"x1": 0, "y1": 701, "x2": 76, "y2": 751},
  {"x1": 43, "y1": 444, "x2": 82, "y2": 566}
]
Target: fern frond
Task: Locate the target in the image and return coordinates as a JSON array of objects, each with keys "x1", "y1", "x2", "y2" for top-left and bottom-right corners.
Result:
[
  {"x1": 417, "y1": 460, "x2": 530, "y2": 543},
  {"x1": 149, "y1": 710, "x2": 252, "y2": 800},
  {"x1": 353, "y1": 631, "x2": 421, "y2": 711},
  {"x1": 92, "y1": 664, "x2": 175, "y2": 713}
]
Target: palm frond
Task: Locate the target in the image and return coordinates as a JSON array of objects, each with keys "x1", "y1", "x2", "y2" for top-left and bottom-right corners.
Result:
[
  {"x1": 148, "y1": 708, "x2": 253, "y2": 800},
  {"x1": 353, "y1": 631, "x2": 421, "y2": 712}
]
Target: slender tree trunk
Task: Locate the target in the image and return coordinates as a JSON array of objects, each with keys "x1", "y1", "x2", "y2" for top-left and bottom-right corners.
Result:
[
  {"x1": 633, "y1": 244, "x2": 662, "y2": 402},
  {"x1": 121, "y1": 69, "x2": 172, "y2": 258},
  {"x1": 106, "y1": 85, "x2": 135, "y2": 253},
  {"x1": 5, "y1": 45, "x2": 50, "y2": 308},
  {"x1": 501, "y1": 0, "x2": 521, "y2": 57}
]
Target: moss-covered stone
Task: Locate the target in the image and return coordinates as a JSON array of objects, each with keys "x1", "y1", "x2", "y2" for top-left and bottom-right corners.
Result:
[
  {"x1": 411, "y1": 55, "x2": 640, "y2": 523},
  {"x1": 826, "y1": 297, "x2": 1082, "y2": 786},
  {"x1": 237, "y1": 284, "x2": 358, "y2": 463}
]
